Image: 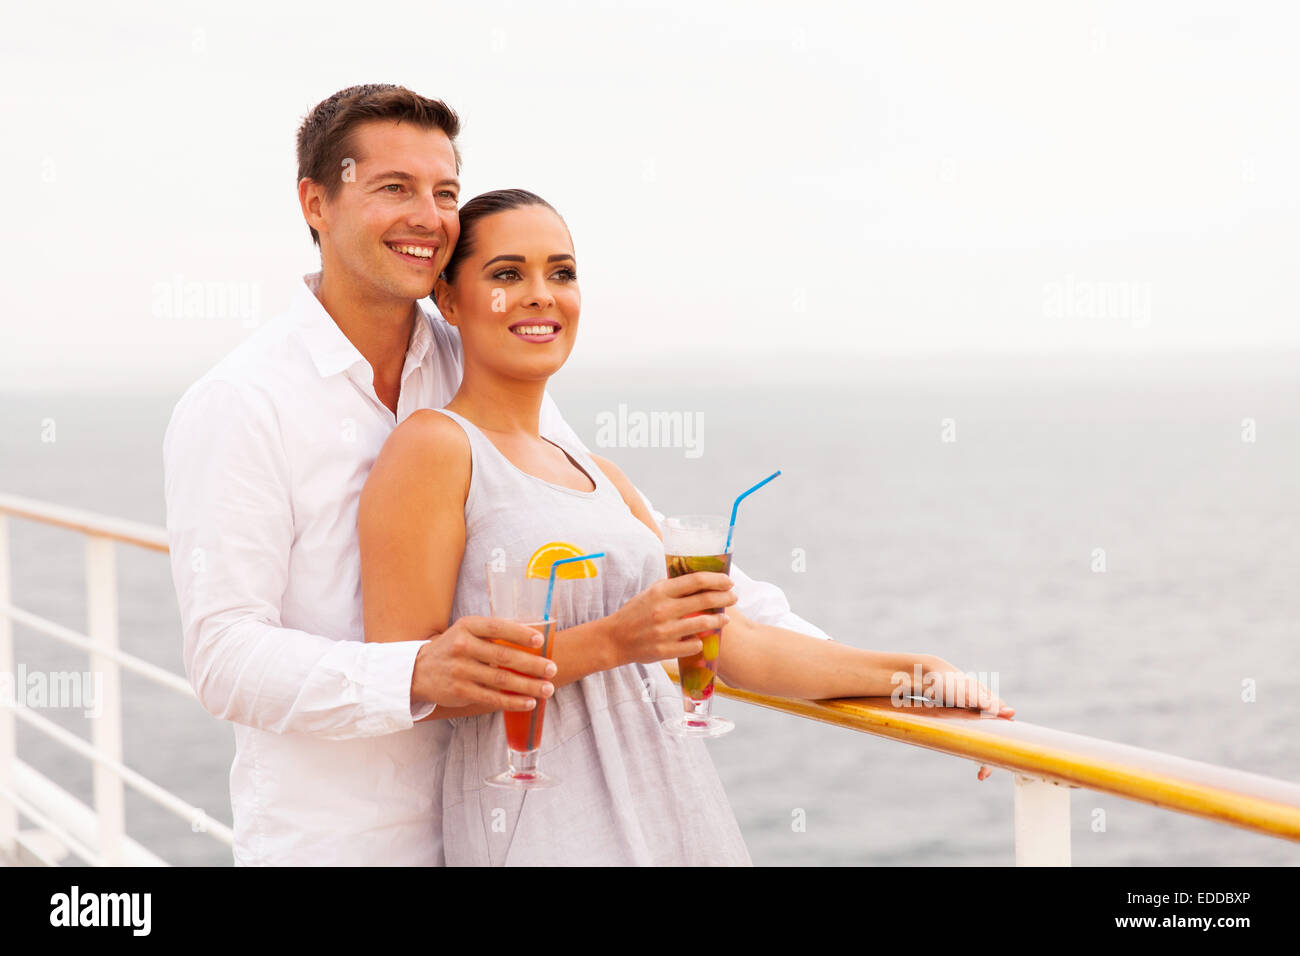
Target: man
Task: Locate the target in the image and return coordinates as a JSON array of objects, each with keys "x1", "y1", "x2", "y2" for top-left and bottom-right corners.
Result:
[{"x1": 163, "y1": 84, "x2": 833, "y2": 866}]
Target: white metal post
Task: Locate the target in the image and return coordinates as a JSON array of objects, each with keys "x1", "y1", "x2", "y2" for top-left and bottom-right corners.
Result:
[
  {"x1": 86, "y1": 535, "x2": 125, "y2": 866},
  {"x1": 0, "y1": 516, "x2": 17, "y2": 858},
  {"x1": 1014, "y1": 773, "x2": 1072, "y2": 866}
]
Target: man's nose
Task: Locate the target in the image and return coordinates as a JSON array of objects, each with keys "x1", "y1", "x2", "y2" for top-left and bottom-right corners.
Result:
[{"x1": 405, "y1": 190, "x2": 443, "y2": 234}]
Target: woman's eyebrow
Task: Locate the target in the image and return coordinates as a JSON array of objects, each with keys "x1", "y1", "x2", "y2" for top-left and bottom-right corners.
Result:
[{"x1": 482, "y1": 253, "x2": 575, "y2": 268}]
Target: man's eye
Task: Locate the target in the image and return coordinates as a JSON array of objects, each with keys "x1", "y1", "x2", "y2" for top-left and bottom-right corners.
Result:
[
  {"x1": 438, "y1": 190, "x2": 458, "y2": 201},
  {"x1": 384, "y1": 184, "x2": 403, "y2": 193}
]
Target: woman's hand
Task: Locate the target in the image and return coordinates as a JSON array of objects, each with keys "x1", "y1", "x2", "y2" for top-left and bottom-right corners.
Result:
[
  {"x1": 917, "y1": 656, "x2": 1014, "y2": 783},
  {"x1": 603, "y1": 572, "x2": 736, "y2": 666}
]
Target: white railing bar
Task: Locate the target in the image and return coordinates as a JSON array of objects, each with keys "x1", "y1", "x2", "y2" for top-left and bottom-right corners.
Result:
[
  {"x1": 1013, "y1": 774, "x2": 1072, "y2": 865},
  {"x1": 8, "y1": 759, "x2": 168, "y2": 866},
  {"x1": 1, "y1": 604, "x2": 195, "y2": 698},
  {"x1": 0, "y1": 493, "x2": 169, "y2": 552},
  {"x1": 7, "y1": 705, "x2": 234, "y2": 847},
  {"x1": 86, "y1": 535, "x2": 125, "y2": 865},
  {"x1": 0, "y1": 784, "x2": 101, "y2": 867},
  {"x1": 10, "y1": 832, "x2": 64, "y2": 868}
]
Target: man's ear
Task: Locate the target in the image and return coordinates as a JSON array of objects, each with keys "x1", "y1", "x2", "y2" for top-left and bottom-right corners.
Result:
[
  {"x1": 299, "y1": 178, "x2": 326, "y2": 238},
  {"x1": 433, "y1": 277, "x2": 457, "y2": 324}
]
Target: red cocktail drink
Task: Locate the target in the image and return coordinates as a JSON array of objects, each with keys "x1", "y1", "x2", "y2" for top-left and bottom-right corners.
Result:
[{"x1": 493, "y1": 622, "x2": 555, "y2": 756}]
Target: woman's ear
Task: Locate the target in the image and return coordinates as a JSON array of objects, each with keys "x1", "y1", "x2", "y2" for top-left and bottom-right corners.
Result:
[{"x1": 433, "y1": 276, "x2": 457, "y2": 325}]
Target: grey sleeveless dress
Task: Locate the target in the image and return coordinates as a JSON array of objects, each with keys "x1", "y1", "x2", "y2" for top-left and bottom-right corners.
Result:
[{"x1": 430, "y1": 408, "x2": 751, "y2": 866}]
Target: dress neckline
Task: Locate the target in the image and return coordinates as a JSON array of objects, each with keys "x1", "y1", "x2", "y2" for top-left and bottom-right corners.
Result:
[{"x1": 439, "y1": 407, "x2": 600, "y2": 499}]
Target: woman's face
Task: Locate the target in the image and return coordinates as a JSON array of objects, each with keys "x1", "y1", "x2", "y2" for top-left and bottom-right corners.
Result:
[{"x1": 435, "y1": 204, "x2": 580, "y2": 383}]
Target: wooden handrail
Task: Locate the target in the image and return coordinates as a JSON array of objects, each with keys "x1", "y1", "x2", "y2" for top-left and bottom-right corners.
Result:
[
  {"x1": 661, "y1": 663, "x2": 1300, "y2": 843},
  {"x1": 5, "y1": 491, "x2": 1298, "y2": 847},
  {"x1": 0, "y1": 493, "x2": 168, "y2": 552}
]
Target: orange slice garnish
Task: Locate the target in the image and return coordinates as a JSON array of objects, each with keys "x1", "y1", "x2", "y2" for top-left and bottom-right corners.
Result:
[{"x1": 526, "y1": 541, "x2": 599, "y2": 580}]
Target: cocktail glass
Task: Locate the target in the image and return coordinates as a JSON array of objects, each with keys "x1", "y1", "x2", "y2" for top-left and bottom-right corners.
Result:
[
  {"x1": 484, "y1": 562, "x2": 562, "y2": 789},
  {"x1": 661, "y1": 515, "x2": 735, "y2": 738}
]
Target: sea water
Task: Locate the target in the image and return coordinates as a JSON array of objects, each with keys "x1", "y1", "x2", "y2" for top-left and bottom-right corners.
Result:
[{"x1": 2, "y1": 350, "x2": 1297, "y2": 866}]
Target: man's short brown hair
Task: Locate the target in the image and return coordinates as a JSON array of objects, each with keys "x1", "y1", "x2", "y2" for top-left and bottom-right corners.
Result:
[{"x1": 296, "y1": 84, "x2": 462, "y2": 246}]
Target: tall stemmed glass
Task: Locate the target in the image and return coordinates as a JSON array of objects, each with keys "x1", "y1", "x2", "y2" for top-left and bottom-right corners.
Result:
[
  {"x1": 661, "y1": 471, "x2": 781, "y2": 738},
  {"x1": 661, "y1": 515, "x2": 735, "y2": 737},
  {"x1": 483, "y1": 552, "x2": 603, "y2": 789}
]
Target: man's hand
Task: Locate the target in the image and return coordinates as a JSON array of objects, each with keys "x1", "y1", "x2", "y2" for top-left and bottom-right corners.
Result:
[
  {"x1": 411, "y1": 616, "x2": 557, "y2": 710},
  {"x1": 602, "y1": 572, "x2": 736, "y2": 667}
]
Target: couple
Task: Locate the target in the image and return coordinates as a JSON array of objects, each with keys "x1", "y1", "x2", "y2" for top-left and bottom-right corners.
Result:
[{"x1": 163, "y1": 84, "x2": 1013, "y2": 867}]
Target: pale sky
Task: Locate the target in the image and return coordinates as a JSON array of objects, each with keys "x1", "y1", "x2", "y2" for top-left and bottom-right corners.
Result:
[{"x1": 2, "y1": 0, "x2": 1298, "y2": 389}]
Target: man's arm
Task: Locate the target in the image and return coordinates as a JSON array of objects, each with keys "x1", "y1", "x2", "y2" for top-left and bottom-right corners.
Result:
[{"x1": 164, "y1": 380, "x2": 430, "y2": 740}]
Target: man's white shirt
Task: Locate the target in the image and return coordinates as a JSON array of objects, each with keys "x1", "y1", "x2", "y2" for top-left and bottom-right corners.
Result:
[{"x1": 163, "y1": 273, "x2": 829, "y2": 866}]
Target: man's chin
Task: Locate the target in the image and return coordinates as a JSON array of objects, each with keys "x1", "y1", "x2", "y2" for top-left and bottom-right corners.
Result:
[{"x1": 377, "y1": 272, "x2": 436, "y2": 304}]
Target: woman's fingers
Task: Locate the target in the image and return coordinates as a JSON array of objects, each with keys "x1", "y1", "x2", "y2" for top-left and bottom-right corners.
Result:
[
  {"x1": 977, "y1": 764, "x2": 992, "y2": 781},
  {"x1": 926, "y1": 671, "x2": 1015, "y2": 718},
  {"x1": 662, "y1": 571, "x2": 733, "y2": 597},
  {"x1": 670, "y1": 613, "x2": 729, "y2": 639},
  {"x1": 673, "y1": 591, "x2": 737, "y2": 619}
]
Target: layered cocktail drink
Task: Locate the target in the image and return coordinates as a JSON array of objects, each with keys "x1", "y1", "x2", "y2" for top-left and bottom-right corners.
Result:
[{"x1": 662, "y1": 515, "x2": 735, "y2": 737}]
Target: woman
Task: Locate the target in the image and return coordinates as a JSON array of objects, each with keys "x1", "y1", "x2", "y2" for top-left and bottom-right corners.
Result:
[{"x1": 359, "y1": 189, "x2": 1013, "y2": 865}]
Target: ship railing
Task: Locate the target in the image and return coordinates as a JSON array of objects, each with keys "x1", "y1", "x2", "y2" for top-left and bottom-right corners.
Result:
[
  {"x1": 1, "y1": 492, "x2": 1297, "y2": 866},
  {"x1": 0, "y1": 493, "x2": 231, "y2": 866}
]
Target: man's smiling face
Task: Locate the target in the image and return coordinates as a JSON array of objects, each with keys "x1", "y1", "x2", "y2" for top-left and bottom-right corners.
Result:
[{"x1": 309, "y1": 119, "x2": 460, "y2": 305}]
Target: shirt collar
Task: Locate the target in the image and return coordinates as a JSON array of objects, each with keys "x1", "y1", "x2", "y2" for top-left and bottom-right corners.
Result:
[{"x1": 294, "y1": 272, "x2": 435, "y2": 380}]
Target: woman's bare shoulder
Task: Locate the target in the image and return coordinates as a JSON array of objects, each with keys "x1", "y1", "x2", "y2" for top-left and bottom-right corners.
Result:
[{"x1": 365, "y1": 409, "x2": 471, "y2": 502}]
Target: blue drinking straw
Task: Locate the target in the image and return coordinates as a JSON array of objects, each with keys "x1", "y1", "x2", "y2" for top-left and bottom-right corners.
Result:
[
  {"x1": 726, "y1": 471, "x2": 781, "y2": 552},
  {"x1": 544, "y1": 552, "x2": 605, "y2": 622}
]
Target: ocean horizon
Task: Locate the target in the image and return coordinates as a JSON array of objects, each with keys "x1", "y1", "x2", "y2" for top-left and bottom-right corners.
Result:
[{"x1": 2, "y1": 350, "x2": 1297, "y2": 865}]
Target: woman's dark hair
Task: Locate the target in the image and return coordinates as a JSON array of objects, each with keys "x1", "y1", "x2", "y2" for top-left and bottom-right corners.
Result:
[{"x1": 434, "y1": 189, "x2": 566, "y2": 304}]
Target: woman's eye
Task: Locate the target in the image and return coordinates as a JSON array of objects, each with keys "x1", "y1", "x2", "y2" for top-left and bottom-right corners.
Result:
[
  {"x1": 552, "y1": 268, "x2": 577, "y2": 282},
  {"x1": 492, "y1": 269, "x2": 521, "y2": 281}
]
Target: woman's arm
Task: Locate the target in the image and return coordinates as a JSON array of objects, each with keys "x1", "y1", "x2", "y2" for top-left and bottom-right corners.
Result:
[
  {"x1": 716, "y1": 613, "x2": 1013, "y2": 781},
  {"x1": 360, "y1": 410, "x2": 467, "y2": 644},
  {"x1": 359, "y1": 411, "x2": 557, "y2": 718},
  {"x1": 716, "y1": 610, "x2": 1013, "y2": 717},
  {"x1": 360, "y1": 418, "x2": 715, "y2": 720}
]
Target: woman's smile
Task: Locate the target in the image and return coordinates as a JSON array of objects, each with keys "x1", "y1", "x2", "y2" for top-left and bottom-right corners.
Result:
[{"x1": 508, "y1": 319, "x2": 562, "y2": 343}]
